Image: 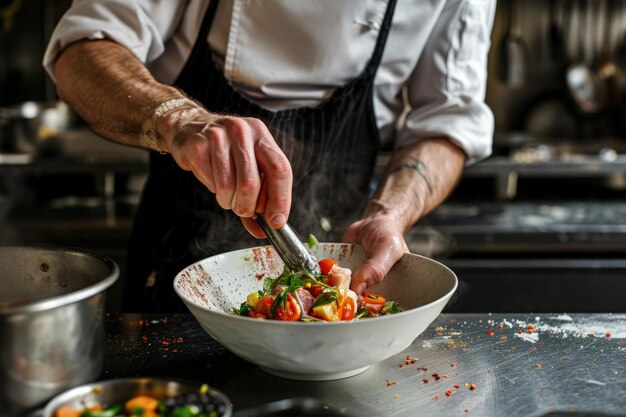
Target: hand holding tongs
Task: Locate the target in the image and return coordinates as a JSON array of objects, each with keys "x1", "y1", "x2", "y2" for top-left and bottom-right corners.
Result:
[{"x1": 253, "y1": 180, "x2": 320, "y2": 276}]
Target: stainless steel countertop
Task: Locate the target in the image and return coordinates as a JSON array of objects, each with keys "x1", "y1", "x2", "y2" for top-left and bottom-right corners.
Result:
[{"x1": 219, "y1": 313, "x2": 626, "y2": 416}]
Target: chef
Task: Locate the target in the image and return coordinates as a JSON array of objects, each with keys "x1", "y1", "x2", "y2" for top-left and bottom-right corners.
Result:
[{"x1": 44, "y1": 0, "x2": 495, "y2": 312}]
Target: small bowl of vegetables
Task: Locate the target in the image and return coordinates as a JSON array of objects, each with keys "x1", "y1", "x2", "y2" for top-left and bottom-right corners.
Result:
[
  {"x1": 43, "y1": 378, "x2": 231, "y2": 417},
  {"x1": 174, "y1": 243, "x2": 457, "y2": 381}
]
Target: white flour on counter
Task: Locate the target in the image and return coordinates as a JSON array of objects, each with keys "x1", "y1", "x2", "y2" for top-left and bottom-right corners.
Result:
[{"x1": 498, "y1": 314, "x2": 626, "y2": 342}]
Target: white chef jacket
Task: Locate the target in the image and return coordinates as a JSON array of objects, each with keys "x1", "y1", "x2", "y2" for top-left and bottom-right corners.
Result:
[{"x1": 44, "y1": 0, "x2": 496, "y2": 164}]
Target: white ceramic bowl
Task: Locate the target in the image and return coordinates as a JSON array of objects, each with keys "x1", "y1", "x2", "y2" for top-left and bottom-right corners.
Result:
[{"x1": 174, "y1": 243, "x2": 457, "y2": 381}]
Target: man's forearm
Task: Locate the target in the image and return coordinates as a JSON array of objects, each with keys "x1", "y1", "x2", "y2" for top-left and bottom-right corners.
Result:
[
  {"x1": 54, "y1": 39, "x2": 195, "y2": 151},
  {"x1": 365, "y1": 138, "x2": 466, "y2": 232}
]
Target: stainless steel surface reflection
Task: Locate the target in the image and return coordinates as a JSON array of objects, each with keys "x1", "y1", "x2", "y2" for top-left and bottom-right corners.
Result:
[{"x1": 0, "y1": 246, "x2": 118, "y2": 416}]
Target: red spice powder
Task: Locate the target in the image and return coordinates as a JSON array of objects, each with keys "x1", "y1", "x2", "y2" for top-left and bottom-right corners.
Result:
[{"x1": 445, "y1": 390, "x2": 453, "y2": 397}]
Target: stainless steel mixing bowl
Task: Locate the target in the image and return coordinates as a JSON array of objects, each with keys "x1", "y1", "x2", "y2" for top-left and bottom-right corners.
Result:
[
  {"x1": 0, "y1": 246, "x2": 119, "y2": 416},
  {"x1": 42, "y1": 378, "x2": 232, "y2": 417}
]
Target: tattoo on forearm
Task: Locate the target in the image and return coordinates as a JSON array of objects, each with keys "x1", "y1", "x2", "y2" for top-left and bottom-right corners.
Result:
[{"x1": 394, "y1": 157, "x2": 433, "y2": 195}]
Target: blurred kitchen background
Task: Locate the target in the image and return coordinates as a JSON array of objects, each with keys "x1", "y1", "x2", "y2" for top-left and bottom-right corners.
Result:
[{"x1": 1, "y1": 0, "x2": 625, "y2": 313}]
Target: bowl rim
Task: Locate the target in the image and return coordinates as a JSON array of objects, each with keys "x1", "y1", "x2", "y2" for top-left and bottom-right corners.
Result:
[
  {"x1": 0, "y1": 245, "x2": 119, "y2": 316},
  {"x1": 42, "y1": 377, "x2": 233, "y2": 417},
  {"x1": 173, "y1": 243, "x2": 458, "y2": 326}
]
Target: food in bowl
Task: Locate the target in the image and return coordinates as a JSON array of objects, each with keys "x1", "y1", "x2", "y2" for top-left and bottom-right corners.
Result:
[
  {"x1": 54, "y1": 386, "x2": 225, "y2": 417},
  {"x1": 174, "y1": 243, "x2": 458, "y2": 380},
  {"x1": 44, "y1": 378, "x2": 232, "y2": 417},
  {"x1": 234, "y1": 257, "x2": 401, "y2": 321}
]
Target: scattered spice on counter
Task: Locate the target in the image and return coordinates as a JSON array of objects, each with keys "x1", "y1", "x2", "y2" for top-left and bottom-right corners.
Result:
[
  {"x1": 386, "y1": 379, "x2": 396, "y2": 386},
  {"x1": 423, "y1": 378, "x2": 429, "y2": 384},
  {"x1": 517, "y1": 329, "x2": 523, "y2": 334},
  {"x1": 469, "y1": 384, "x2": 477, "y2": 391},
  {"x1": 454, "y1": 385, "x2": 460, "y2": 389},
  {"x1": 433, "y1": 395, "x2": 440, "y2": 401},
  {"x1": 535, "y1": 363, "x2": 542, "y2": 369},
  {"x1": 486, "y1": 331, "x2": 495, "y2": 336},
  {"x1": 393, "y1": 394, "x2": 400, "y2": 398},
  {"x1": 451, "y1": 363, "x2": 457, "y2": 368},
  {"x1": 445, "y1": 390, "x2": 453, "y2": 397},
  {"x1": 418, "y1": 367, "x2": 429, "y2": 372},
  {"x1": 464, "y1": 409, "x2": 469, "y2": 413},
  {"x1": 606, "y1": 332, "x2": 612, "y2": 338},
  {"x1": 432, "y1": 373, "x2": 442, "y2": 380}
]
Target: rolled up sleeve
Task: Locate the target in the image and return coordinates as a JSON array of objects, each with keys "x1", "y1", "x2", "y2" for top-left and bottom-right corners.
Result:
[
  {"x1": 43, "y1": 0, "x2": 184, "y2": 81},
  {"x1": 397, "y1": 0, "x2": 496, "y2": 165}
]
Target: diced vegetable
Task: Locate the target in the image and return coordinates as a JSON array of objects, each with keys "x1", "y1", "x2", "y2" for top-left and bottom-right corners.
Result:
[
  {"x1": 54, "y1": 406, "x2": 81, "y2": 417},
  {"x1": 363, "y1": 292, "x2": 386, "y2": 305},
  {"x1": 255, "y1": 295, "x2": 274, "y2": 317},
  {"x1": 234, "y1": 255, "x2": 401, "y2": 321},
  {"x1": 338, "y1": 296, "x2": 356, "y2": 321},
  {"x1": 275, "y1": 293, "x2": 301, "y2": 321},
  {"x1": 125, "y1": 396, "x2": 158, "y2": 414},
  {"x1": 308, "y1": 284, "x2": 324, "y2": 298},
  {"x1": 246, "y1": 292, "x2": 261, "y2": 309},
  {"x1": 311, "y1": 301, "x2": 339, "y2": 321},
  {"x1": 318, "y1": 258, "x2": 338, "y2": 276},
  {"x1": 381, "y1": 301, "x2": 402, "y2": 315},
  {"x1": 307, "y1": 234, "x2": 319, "y2": 249}
]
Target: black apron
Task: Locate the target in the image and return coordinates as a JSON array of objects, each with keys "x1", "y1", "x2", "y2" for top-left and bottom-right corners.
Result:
[{"x1": 124, "y1": 0, "x2": 397, "y2": 312}]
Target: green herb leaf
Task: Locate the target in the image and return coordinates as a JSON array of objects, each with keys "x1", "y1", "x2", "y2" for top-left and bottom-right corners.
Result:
[
  {"x1": 301, "y1": 316, "x2": 325, "y2": 322},
  {"x1": 269, "y1": 290, "x2": 286, "y2": 319},
  {"x1": 287, "y1": 276, "x2": 304, "y2": 293},
  {"x1": 234, "y1": 301, "x2": 254, "y2": 316},
  {"x1": 355, "y1": 308, "x2": 369, "y2": 319},
  {"x1": 312, "y1": 291, "x2": 338, "y2": 308},
  {"x1": 381, "y1": 301, "x2": 402, "y2": 315}
]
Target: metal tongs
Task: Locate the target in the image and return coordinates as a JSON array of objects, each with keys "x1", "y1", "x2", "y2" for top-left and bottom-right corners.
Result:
[
  {"x1": 256, "y1": 215, "x2": 321, "y2": 276},
  {"x1": 253, "y1": 177, "x2": 320, "y2": 275}
]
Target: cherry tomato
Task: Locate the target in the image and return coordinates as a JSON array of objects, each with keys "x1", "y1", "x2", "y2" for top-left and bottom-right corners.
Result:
[
  {"x1": 247, "y1": 311, "x2": 267, "y2": 319},
  {"x1": 363, "y1": 291, "x2": 386, "y2": 305},
  {"x1": 308, "y1": 285, "x2": 324, "y2": 298},
  {"x1": 338, "y1": 296, "x2": 356, "y2": 321},
  {"x1": 255, "y1": 295, "x2": 274, "y2": 316},
  {"x1": 275, "y1": 293, "x2": 301, "y2": 321},
  {"x1": 318, "y1": 258, "x2": 338, "y2": 276}
]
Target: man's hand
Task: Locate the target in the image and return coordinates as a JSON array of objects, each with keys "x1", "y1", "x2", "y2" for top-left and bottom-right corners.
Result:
[
  {"x1": 160, "y1": 110, "x2": 293, "y2": 237},
  {"x1": 343, "y1": 213, "x2": 409, "y2": 295},
  {"x1": 344, "y1": 138, "x2": 466, "y2": 294},
  {"x1": 54, "y1": 40, "x2": 292, "y2": 237}
]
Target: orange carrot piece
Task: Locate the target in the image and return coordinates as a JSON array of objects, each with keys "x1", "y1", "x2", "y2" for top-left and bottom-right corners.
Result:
[
  {"x1": 125, "y1": 395, "x2": 159, "y2": 414},
  {"x1": 54, "y1": 406, "x2": 81, "y2": 417}
]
